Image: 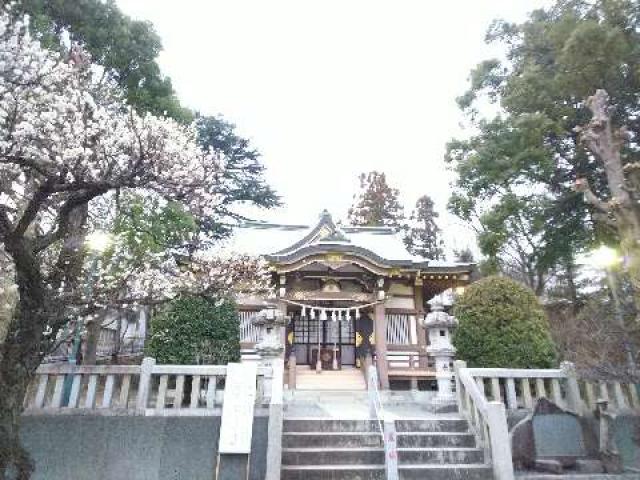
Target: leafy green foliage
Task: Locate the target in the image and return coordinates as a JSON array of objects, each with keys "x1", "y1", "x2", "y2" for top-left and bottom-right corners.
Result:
[
  {"x1": 446, "y1": 0, "x2": 640, "y2": 294},
  {"x1": 453, "y1": 276, "x2": 556, "y2": 368},
  {"x1": 146, "y1": 296, "x2": 241, "y2": 365},
  {"x1": 17, "y1": 0, "x2": 193, "y2": 123},
  {"x1": 195, "y1": 116, "x2": 280, "y2": 237},
  {"x1": 348, "y1": 171, "x2": 404, "y2": 227},
  {"x1": 113, "y1": 195, "x2": 197, "y2": 257}
]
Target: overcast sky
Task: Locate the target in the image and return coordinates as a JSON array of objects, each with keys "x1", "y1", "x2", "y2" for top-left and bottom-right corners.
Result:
[{"x1": 116, "y1": 0, "x2": 551, "y2": 255}]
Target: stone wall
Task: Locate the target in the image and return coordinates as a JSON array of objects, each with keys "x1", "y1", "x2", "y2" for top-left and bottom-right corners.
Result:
[{"x1": 20, "y1": 415, "x2": 268, "y2": 480}]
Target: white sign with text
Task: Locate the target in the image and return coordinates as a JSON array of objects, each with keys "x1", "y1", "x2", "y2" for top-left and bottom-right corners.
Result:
[{"x1": 218, "y1": 362, "x2": 257, "y2": 454}]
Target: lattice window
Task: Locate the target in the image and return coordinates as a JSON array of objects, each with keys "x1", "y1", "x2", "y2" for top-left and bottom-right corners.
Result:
[
  {"x1": 386, "y1": 314, "x2": 411, "y2": 344},
  {"x1": 239, "y1": 310, "x2": 260, "y2": 343}
]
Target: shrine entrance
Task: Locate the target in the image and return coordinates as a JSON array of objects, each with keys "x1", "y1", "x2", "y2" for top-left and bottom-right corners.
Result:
[{"x1": 290, "y1": 313, "x2": 357, "y2": 368}]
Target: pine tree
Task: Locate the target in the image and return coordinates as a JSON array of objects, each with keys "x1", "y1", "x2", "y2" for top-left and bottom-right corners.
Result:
[
  {"x1": 348, "y1": 171, "x2": 404, "y2": 227},
  {"x1": 404, "y1": 195, "x2": 444, "y2": 260}
]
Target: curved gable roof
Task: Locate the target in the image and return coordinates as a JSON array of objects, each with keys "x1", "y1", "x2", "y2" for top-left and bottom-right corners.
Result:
[{"x1": 221, "y1": 210, "x2": 474, "y2": 274}]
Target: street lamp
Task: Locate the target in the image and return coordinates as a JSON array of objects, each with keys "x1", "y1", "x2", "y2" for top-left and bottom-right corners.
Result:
[
  {"x1": 584, "y1": 245, "x2": 636, "y2": 374},
  {"x1": 86, "y1": 231, "x2": 114, "y2": 254},
  {"x1": 588, "y1": 245, "x2": 621, "y2": 269},
  {"x1": 63, "y1": 230, "x2": 114, "y2": 404}
]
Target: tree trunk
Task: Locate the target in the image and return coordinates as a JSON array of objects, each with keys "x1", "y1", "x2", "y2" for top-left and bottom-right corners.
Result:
[
  {"x1": 565, "y1": 258, "x2": 580, "y2": 316},
  {"x1": 0, "y1": 262, "x2": 49, "y2": 479},
  {"x1": 84, "y1": 318, "x2": 101, "y2": 365},
  {"x1": 0, "y1": 340, "x2": 37, "y2": 480},
  {"x1": 578, "y1": 89, "x2": 640, "y2": 373}
]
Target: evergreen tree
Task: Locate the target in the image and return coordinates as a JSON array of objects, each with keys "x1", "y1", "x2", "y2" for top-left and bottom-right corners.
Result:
[
  {"x1": 404, "y1": 195, "x2": 444, "y2": 260},
  {"x1": 453, "y1": 276, "x2": 556, "y2": 368},
  {"x1": 348, "y1": 171, "x2": 404, "y2": 227},
  {"x1": 446, "y1": 0, "x2": 640, "y2": 293},
  {"x1": 15, "y1": 0, "x2": 193, "y2": 123},
  {"x1": 146, "y1": 296, "x2": 241, "y2": 365}
]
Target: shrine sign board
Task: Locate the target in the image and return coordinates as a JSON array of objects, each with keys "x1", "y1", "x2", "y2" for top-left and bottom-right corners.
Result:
[{"x1": 218, "y1": 362, "x2": 257, "y2": 454}]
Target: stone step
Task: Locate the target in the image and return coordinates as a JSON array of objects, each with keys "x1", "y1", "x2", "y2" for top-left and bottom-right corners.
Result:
[
  {"x1": 281, "y1": 464, "x2": 384, "y2": 480},
  {"x1": 397, "y1": 432, "x2": 477, "y2": 448},
  {"x1": 282, "y1": 447, "x2": 384, "y2": 465},
  {"x1": 395, "y1": 418, "x2": 469, "y2": 432},
  {"x1": 294, "y1": 368, "x2": 367, "y2": 391},
  {"x1": 283, "y1": 432, "x2": 382, "y2": 448},
  {"x1": 399, "y1": 464, "x2": 493, "y2": 480},
  {"x1": 282, "y1": 431, "x2": 477, "y2": 448},
  {"x1": 281, "y1": 464, "x2": 493, "y2": 480},
  {"x1": 284, "y1": 419, "x2": 379, "y2": 433},
  {"x1": 282, "y1": 446, "x2": 485, "y2": 465},
  {"x1": 398, "y1": 447, "x2": 485, "y2": 464}
]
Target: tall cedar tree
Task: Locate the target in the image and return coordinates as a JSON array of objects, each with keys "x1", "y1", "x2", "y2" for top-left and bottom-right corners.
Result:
[
  {"x1": 404, "y1": 195, "x2": 444, "y2": 260},
  {"x1": 348, "y1": 171, "x2": 404, "y2": 227},
  {"x1": 445, "y1": 0, "x2": 640, "y2": 297}
]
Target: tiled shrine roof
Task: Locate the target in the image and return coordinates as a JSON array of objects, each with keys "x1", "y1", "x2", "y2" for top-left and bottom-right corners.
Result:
[{"x1": 222, "y1": 210, "x2": 473, "y2": 274}]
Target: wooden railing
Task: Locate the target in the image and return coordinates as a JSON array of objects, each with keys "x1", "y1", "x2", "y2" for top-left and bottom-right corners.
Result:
[
  {"x1": 454, "y1": 361, "x2": 514, "y2": 480},
  {"x1": 23, "y1": 357, "x2": 272, "y2": 415}
]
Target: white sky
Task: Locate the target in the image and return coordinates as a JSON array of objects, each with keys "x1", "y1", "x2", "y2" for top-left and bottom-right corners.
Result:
[{"x1": 116, "y1": 0, "x2": 551, "y2": 255}]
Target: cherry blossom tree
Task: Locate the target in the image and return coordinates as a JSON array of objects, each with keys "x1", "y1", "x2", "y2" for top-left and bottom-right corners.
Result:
[{"x1": 0, "y1": 12, "x2": 272, "y2": 478}]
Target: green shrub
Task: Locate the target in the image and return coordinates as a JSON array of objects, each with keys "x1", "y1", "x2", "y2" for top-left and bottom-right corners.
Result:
[
  {"x1": 453, "y1": 276, "x2": 556, "y2": 368},
  {"x1": 146, "y1": 295, "x2": 241, "y2": 364}
]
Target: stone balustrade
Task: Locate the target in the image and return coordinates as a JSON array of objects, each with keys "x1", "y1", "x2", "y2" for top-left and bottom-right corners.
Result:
[
  {"x1": 454, "y1": 361, "x2": 514, "y2": 480},
  {"x1": 455, "y1": 361, "x2": 640, "y2": 480},
  {"x1": 466, "y1": 365, "x2": 640, "y2": 415},
  {"x1": 23, "y1": 357, "x2": 272, "y2": 416}
]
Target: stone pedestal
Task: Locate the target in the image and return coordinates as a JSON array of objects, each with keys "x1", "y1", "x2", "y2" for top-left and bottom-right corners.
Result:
[{"x1": 253, "y1": 307, "x2": 288, "y2": 397}]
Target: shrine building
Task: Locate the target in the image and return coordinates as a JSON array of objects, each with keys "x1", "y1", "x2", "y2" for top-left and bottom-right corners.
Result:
[{"x1": 228, "y1": 210, "x2": 474, "y2": 390}]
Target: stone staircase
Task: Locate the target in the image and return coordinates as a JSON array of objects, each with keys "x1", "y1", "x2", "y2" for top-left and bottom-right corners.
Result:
[
  {"x1": 280, "y1": 417, "x2": 493, "y2": 480},
  {"x1": 295, "y1": 366, "x2": 367, "y2": 391}
]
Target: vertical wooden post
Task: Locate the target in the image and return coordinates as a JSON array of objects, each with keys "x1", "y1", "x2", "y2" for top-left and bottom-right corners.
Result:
[
  {"x1": 374, "y1": 302, "x2": 389, "y2": 390},
  {"x1": 414, "y1": 284, "x2": 427, "y2": 368}
]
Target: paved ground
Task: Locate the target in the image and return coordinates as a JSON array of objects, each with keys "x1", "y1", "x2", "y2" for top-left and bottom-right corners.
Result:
[{"x1": 283, "y1": 389, "x2": 459, "y2": 419}]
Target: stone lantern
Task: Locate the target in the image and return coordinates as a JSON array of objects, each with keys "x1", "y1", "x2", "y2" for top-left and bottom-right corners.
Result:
[
  {"x1": 253, "y1": 306, "x2": 288, "y2": 366},
  {"x1": 421, "y1": 298, "x2": 457, "y2": 402}
]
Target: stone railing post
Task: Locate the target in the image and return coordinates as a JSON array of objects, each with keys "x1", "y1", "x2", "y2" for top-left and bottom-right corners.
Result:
[
  {"x1": 266, "y1": 359, "x2": 284, "y2": 480},
  {"x1": 136, "y1": 357, "x2": 156, "y2": 412},
  {"x1": 486, "y1": 401, "x2": 514, "y2": 480},
  {"x1": 454, "y1": 360, "x2": 467, "y2": 413},
  {"x1": 561, "y1": 361, "x2": 583, "y2": 415}
]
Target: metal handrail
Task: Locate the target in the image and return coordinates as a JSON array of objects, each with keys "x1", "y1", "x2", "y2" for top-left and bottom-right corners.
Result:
[
  {"x1": 366, "y1": 365, "x2": 399, "y2": 480},
  {"x1": 367, "y1": 366, "x2": 385, "y2": 437}
]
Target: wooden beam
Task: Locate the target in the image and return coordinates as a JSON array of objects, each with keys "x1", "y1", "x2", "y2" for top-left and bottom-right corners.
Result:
[{"x1": 374, "y1": 302, "x2": 390, "y2": 389}]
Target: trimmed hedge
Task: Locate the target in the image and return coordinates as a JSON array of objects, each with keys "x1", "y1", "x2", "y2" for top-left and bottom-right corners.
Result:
[
  {"x1": 146, "y1": 295, "x2": 240, "y2": 365},
  {"x1": 453, "y1": 276, "x2": 556, "y2": 368}
]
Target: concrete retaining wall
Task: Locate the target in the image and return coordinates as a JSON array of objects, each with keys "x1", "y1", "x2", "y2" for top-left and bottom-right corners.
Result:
[{"x1": 20, "y1": 415, "x2": 268, "y2": 480}]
